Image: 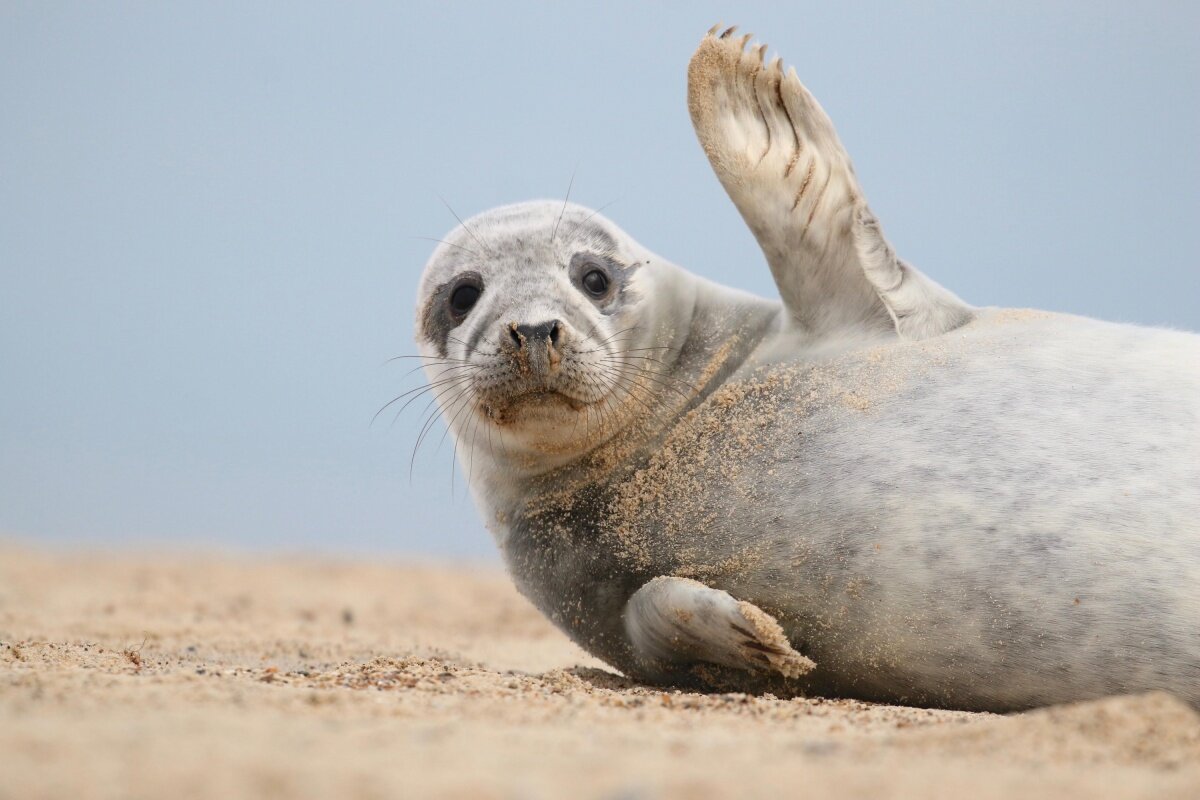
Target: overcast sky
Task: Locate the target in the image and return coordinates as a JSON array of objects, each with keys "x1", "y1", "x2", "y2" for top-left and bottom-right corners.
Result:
[{"x1": 2, "y1": 2, "x2": 1197, "y2": 559}]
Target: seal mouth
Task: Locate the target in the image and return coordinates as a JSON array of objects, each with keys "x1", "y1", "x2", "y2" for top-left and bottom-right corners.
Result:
[{"x1": 483, "y1": 388, "x2": 589, "y2": 422}]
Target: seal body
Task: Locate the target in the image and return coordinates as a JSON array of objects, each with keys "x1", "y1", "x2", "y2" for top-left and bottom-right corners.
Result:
[
  {"x1": 412, "y1": 27, "x2": 1200, "y2": 711},
  {"x1": 493, "y1": 307, "x2": 1200, "y2": 711}
]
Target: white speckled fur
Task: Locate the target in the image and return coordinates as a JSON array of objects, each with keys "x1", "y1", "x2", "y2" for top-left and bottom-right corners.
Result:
[{"x1": 412, "y1": 28, "x2": 1200, "y2": 711}]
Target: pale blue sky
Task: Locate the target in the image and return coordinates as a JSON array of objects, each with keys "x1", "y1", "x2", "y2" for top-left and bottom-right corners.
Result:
[{"x1": 2, "y1": 2, "x2": 1197, "y2": 558}]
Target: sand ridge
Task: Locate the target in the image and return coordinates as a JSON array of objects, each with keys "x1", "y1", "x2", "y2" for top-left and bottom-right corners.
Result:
[{"x1": 2, "y1": 542, "x2": 1198, "y2": 799}]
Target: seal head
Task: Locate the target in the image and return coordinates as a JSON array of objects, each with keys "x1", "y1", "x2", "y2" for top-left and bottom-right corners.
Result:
[{"x1": 415, "y1": 201, "x2": 692, "y2": 468}]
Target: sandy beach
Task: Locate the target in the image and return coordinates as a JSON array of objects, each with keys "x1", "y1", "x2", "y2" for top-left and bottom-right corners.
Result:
[{"x1": 1, "y1": 542, "x2": 1198, "y2": 799}]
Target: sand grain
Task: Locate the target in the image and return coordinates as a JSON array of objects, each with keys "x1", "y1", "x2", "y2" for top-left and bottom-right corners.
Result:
[{"x1": 1, "y1": 543, "x2": 1198, "y2": 799}]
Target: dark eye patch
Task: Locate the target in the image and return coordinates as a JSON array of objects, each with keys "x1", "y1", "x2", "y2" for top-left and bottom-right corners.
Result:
[
  {"x1": 421, "y1": 270, "x2": 484, "y2": 357},
  {"x1": 568, "y1": 252, "x2": 637, "y2": 311}
]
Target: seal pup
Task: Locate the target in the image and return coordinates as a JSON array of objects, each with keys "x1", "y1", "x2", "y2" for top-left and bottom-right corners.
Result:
[{"x1": 412, "y1": 26, "x2": 1200, "y2": 712}]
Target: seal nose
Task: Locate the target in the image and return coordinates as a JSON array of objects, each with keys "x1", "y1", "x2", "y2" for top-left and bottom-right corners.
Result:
[
  {"x1": 508, "y1": 320, "x2": 562, "y2": 349},
  {"x1": 504, "y1": 320, "x2": 564, "y2": 376}
]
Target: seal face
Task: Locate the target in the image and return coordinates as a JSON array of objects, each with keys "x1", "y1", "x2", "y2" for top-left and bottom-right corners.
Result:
[
  {"x1": 411, "y1": 26, "x2": 1200, "y2": 712},
  {"x1": 415, "y1": 202, "x2": 663, "y2": 463}
]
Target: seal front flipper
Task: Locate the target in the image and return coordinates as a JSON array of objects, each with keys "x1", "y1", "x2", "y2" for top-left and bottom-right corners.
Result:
[
  {"x1": 624, "y1": 576, "x2": 814, "y2": 682},
  {"x1": 687, "y1": 27, "x2": 973, "y2": 340}
]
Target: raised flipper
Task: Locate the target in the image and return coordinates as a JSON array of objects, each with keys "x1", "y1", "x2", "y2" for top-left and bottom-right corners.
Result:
[
  {"x1": 624, "y1": 576, "x2": 814, "y2": 681},
  {"x1": 688, "y1": 26, "x2": 973, "y2": 340}
]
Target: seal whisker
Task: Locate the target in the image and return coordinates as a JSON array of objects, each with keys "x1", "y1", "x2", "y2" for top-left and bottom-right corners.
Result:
[
  {"x1": 390, "y1": 374, "x2": 478, "y2": 429},
  {"x1": 373, "y1": 372, "x2": 478, "y2": 427},
  {"x1": 576, "y1": 335, "x2": 653, "y2": 355},
  {"x1": 599, "y1": 359, "x2": 698, "y2": 399},
  {"x1": 596, "y1": 325, "x2": 641, "y2": 345},
  {"x1": 411, "y1": 236, "x2": 482, "y2": 260},
  {"x1": 411, "y1": 383, "x2": 466, "y2": 447},
  {"x1": 447, "y1": 334, "x2": 500, "y2": 358},
  {"x1": 564, "y1": 199, "x2": 620, "y2": 242},
  {"x1": 408, "y1": 393, "x2": 446, "y2": 452},
  {"x1": 407, "y1": 384, "x2": 466, "y2": 477},
  {"x1": 384, "y1": 353, "x2": 475, "y2": 366},
  {"x1": 576, "y1": 370, "x2": 619, "y2": 435},
  {"x1": 393, "y1": 360, "x2": 481, "y2": 382},
  {"x1": 439, "y1": 196, "x2": 493, "y2": 257},
  {"x1": 601, "y1": 353, "x2": 695, "y2": 382},
  {"x1": 592, "y1": 368, "x2": 653, "y2": 422},
  {"x1": 589, "y1": 365, "x2": 659, "y2": 419},
  {"x1": 587, "y1": 320, "x2": 639, "y2": 340},
  {"x1": 602, "y1": 346, "x2": 673, "y2": 356},
  {"x1": 484, "y1": 406, "x2": 504, "y2": 465},
  {"x1": 607, "y1": 364, "x2": 678, "y2": 413},
  {"x1": 575, "y1": 325, "x2": 641, "y2": 354},
  {"x1": 601, "y1": 354, "x2": 673, "y2": 372},
  {"x1": 599, "y1": 362, "x2": 691, "y2": 399},
  {"x1": 409, "y1": 381, "x2": 477, "y2": 478},
  {"x1": 462, "y1": 396, "x2": 488, "y2": 496},
  {"x1": 550, "y1": 163, "x2": 578, "y2": 247},
  {"x1": 436, "y1": 382, "x2": 486, "y2": 458}
]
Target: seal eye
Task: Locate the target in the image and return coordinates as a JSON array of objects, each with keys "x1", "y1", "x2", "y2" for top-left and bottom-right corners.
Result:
[
  {"x1": 449, "y1": 283, "x2": 481, "y2": 315},
  {"x1": 581, "y1": 269, "x2": 609, "y2": 298}
]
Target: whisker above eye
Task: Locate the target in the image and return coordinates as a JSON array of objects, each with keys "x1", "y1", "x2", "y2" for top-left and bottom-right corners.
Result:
[
  {"x1": 439, "y1": 196, "x2": 493, "y2": 257},
  {"x1": 564, "y1": 199, "x2": 620, "y2": 242},
  {"x1": 550, "y1": 163, "x2": 578, "y2": 247},
  {"x1": 412, "y1": 236, "x2": 482, "y2": 260}
]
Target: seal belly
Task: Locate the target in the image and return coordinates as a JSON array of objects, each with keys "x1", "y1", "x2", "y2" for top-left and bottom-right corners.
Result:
[{"x1": 600, "y1": 311, "x2": 1200, "y2": 710}]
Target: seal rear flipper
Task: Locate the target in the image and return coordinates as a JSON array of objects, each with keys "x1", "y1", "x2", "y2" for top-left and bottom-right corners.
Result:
[
  {"x1": 687, "y1": 26, "x2": 973, "y2": 340},
  {"x1": 624, "y1": 576, "x2": 814, "y2": 682}
]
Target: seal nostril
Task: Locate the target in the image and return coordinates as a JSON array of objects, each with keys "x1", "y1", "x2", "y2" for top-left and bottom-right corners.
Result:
[{"x1": 512, "y1": 321, "x2": 561, "y2": 347}]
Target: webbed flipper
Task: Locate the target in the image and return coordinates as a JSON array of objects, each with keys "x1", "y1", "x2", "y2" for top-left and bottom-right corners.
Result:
[
  {"x1": 688, "y1": 26, "x2": 973, "y2": 340},
  {"x1": 624, "y1": 576, "x2": 814, "y2": 681}
]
